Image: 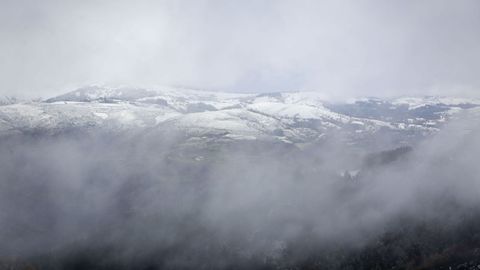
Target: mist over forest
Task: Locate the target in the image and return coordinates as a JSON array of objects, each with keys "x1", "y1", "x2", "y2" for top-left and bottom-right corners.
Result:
[
  {"x1": 1, "y1": 112, "x2": 479, "y2": 269},
  {"x1": 2, "y1": 0, "x2": 480, "y2": 269}
]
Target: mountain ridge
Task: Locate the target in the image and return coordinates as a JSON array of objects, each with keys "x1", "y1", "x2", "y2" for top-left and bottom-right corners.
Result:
[{"x1": 1, "y1": 85, "x2": 479, "y2": 150}]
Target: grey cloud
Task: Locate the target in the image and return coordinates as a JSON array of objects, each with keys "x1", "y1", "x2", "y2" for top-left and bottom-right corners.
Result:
[
  {"x1": 0, "y1": 113, "x2": 479, "y2": 268},
  {"x1": 1, "y1": 0, "x2": 480, "y2": 99}
]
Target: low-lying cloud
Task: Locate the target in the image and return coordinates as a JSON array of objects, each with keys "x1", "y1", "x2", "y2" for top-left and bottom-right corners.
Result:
[{"x1": 0, "y1": 114, "x2": 479, "y2": 268}]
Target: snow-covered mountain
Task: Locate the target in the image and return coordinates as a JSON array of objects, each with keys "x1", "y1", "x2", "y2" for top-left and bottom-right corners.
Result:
[
  {"x1": 0, "y1": 96, "x2": 20, "y2": 106},
  {"x1": 1, "y1": 85, "x2": 479, "y2": 149}
]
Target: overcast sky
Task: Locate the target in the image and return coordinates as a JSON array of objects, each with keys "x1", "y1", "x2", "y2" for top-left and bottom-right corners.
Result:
[{"x1": 1, "y1": 0, "x2": 480, "y2": 99}]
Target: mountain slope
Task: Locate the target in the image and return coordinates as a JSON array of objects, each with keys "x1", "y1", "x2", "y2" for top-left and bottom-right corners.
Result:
[{"x1": 1, "y1": 86, "x2": 478, "y2": 149}]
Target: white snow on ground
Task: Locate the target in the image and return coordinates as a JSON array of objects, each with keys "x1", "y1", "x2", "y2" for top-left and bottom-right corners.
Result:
[
  {"x1": 93, "y1": 112, "x2": 108, "y2": 119},
  {"x1": 391, "y1": 96, "x2": 480, "y2": 110},
  {"x1": 0, "y1": 86, "x2": 477, "y2": 142},
  {"x1": 170, "y1": 109, "x2": 283, "y2": 138},
  {"x1": 247, "y1": 101, "x2": 348, "y2": 123},
  {"x1": 0, "y1": 102, "x2": 178, "y2": 135}
]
